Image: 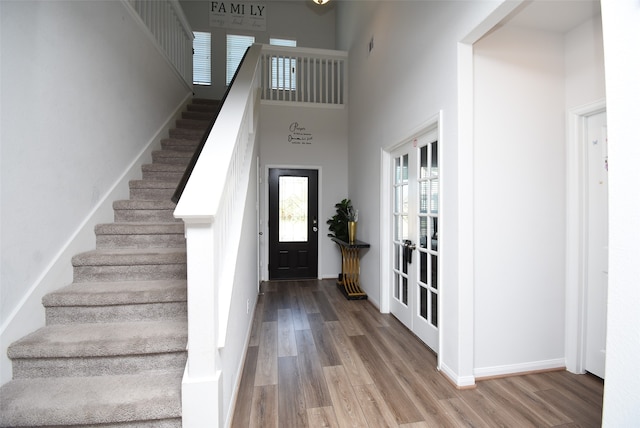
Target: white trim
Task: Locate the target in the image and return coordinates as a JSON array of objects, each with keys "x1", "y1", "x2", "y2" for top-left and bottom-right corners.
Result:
[
  {"x1": 439, "y1": 361, "x2": 475, "y2": 388},
  {"x1": 448, "y1": 0, "x2": 527, "y2": 390},
  {"x1": 474, "y1": 358, "x2": 566, "y2": 379},
  {"x1": 455, "y1": 40, "x2": 475, "y2": 387},
  {"x1": 379, "y1": 148, "x2": 391, "y2": 314},
  {"x1": 182, "y1": 368, "x2": 222, "y2": 427},
  {"x1": 260, "y1": 100, "x2": 346, "y2": 110},
  {"x1": 565, "y1": 99, "x2": 606, "y2": 374}
]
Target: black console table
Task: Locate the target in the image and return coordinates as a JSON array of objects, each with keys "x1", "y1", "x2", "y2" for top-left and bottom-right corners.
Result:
[{"x1": 331, "y1": 237, "x2": 370, "y2": 300}]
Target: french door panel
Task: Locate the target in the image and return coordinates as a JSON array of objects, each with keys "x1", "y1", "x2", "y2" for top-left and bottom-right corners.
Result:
[
  {"x1": 390, "y1": 152, "x2": 413, "y2": 327},
  {"x1": 585, "y1": 111, "x2": 608, "y2": 379},
  {"x1": 390, "y1": 132, "x2": 439, "y2": 353}
]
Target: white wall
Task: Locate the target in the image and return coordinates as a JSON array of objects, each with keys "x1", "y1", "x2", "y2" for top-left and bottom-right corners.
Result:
[
  {"x1": 0, "y1": 0, "x2": 190, "y2": 383},
  {"x1": 180, "y1": 0, "x2": 337, "y2": 100},
  {"x1": 258, "y1": 104, "x2": 348, "y2": 280},
  {"x1": 565, "y1": 16, "x2": 605, "y2": 109},
  {"x1": 335, "y1": 0, "x2": 504, "y2": 382},
  {"x1": 600, "y1": 0, "x2": 640, "y2": 425},
  {"x1": 472, "y1": 12, "x2": 606, "y2": 377},
  {"x1": 473, "y1": 26, "x2": 567, "y2": 375}
]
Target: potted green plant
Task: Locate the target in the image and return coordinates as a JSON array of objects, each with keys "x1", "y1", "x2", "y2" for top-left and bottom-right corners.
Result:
[{"x1": 327, "y1": 198, "x2": 357, "y2": 242}]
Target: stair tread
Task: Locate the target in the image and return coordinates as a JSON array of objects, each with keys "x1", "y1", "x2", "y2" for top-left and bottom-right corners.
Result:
[
  {"x1": 152, "y1": 149, "x2": 194, "y2": 157},
  {"x1": 170, "y1": 127, "x2": 204, "y2": 135},
  {"x1": 72, "y1": 248, "x2": 186, "y2": 267},
  {"x1": 129, "y1": 179, "x2": 179, "y2": 189},
  {"x1": 8, "y1": 320, "x2": 187, "y2": 358},
  {"x1": 142, "y1": 163, "x2": 188, "y2": 172},
  {"x1": 192, "y1": 98, "x2": 220, "y2": 105},
  {"x1": 43, "y1": 280, "x2": 187, "y2": 307},
  {"x1": 182, "y1": 111, "x2": 216, "y2": 121},
  {"x1": 176, "y1": 118, "x2": 211, "y2": 129},
  {"x1": 113, "y1": 199, "x2": 176, "y2": 209},
  {"x1": 0, "y1": 371, "x2": 182, "y2": 426},
  {"x1": 95, "y1": 222, "x2": 185, "y2": 235}
]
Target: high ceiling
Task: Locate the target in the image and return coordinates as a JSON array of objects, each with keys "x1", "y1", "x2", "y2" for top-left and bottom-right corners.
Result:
[{"x1": 504, "y1": 0, "x2": 601, "y2": 33}]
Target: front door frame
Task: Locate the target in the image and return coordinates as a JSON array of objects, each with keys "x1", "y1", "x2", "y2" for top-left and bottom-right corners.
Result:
[
  {"x1": 261, "y1": 164, "x2": 322, "y2": 282},
  {"x1": 565, "y1": 99, "x2": 607, "y2": 374}
]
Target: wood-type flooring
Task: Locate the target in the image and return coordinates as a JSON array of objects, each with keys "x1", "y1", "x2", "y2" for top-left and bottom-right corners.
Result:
[{"x1": 231, "y1": 279, "x2": 603, "y2": 427}]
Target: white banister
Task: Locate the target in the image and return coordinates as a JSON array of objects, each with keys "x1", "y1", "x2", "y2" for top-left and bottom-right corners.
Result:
[
  {"x1": 123, "y1": 0, "x2": 193, "y2": 90},
  {"x1": 174, "y1": 44, "x2": 262, "y2": 427},
  {"x1": 261, "y1": 45, "x2": 348, "y2": 107}
]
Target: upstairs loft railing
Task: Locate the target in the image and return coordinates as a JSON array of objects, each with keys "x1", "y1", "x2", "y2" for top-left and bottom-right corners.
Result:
[
  {"x1": 123, "y1": 0, "x2": 193, "y2": 89},
  {"x1": 260, "y1": 45, "x2": 348, "y2": 106}
]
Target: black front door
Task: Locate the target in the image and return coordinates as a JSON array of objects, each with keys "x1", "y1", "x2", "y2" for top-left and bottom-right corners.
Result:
[{"x1": 268, "y1": 168, "x2": 319, "y2": 279}]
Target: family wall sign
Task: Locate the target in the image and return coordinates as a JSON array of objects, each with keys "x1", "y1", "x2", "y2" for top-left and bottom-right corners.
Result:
[{"x1": 209, "y1": 1, "x2": 267, "y2": 31}]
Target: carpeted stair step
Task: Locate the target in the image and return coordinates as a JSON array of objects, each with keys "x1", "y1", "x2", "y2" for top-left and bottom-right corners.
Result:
[
  {"x1": 176, "y1": 118, "x2": 210, "y2": 130},
  {"x1": 72, "y1": 248, "x2": 186, "y2": 282},
  {"x1": 169, "y1": 127, "x2": 205, "y2": 140},
  {"x1": 186, "y1": 103, "x2": 219, "y2": 113},
  {"x1": 152, "y1": 149, "x2": 193, "y2": 166},
  {"x1": 43, "y1": 280, "x2": 187, "y2": 325},
  {"x1": 187, "y1": 99, "x2": 220, "y2": 113},
  {"x1": 142, "y1": 163, "x2": 188, "y2": 181},
  {"x1": 0, "y1": 370, "x2": 182, "y2": 427},
  {"x1": 129, "y1": 179, "x2": 178, "y2": 200},
  {"x1": 182, "y1": 110, "x2": 216, "y2": 121},
  {"x1": 160, "y1": 137, "x2": 200, "y2": 152},
  {"x1": 95, "y1": 222, "x2": 185, "y2": 249},
  {"x1": 7, "y1": 320, "x2": 186, "y2": 379},
  {"x1": 113, "y1": 199, "x2": 179, "y2": 223},
  {"x1": 192, "y1": 97, "x2": 220, "y2": 105}
]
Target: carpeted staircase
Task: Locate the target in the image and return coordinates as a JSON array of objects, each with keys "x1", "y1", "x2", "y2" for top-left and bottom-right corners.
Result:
[{"x1": 0, "y1": 98, "x2": 219, "y2": 427}]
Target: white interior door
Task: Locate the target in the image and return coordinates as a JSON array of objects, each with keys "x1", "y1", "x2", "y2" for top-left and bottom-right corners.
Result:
[
  {"x1": 585, "y1": 111, "x2": 608, "y2": 378},
  {"x1": 390, "y1": 130, "x2": 439, "y2": 353}
]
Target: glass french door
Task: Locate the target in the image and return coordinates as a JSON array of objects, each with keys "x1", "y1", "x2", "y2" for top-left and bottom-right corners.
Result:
[{"x1": 390, "y1": 131, "x2": 439, "y2": 353}]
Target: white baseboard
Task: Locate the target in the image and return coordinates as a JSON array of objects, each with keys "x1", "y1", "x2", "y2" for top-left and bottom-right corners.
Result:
[
  {"x1": 182, "y1": 367, "x2": 222, "y2": 428},
  {"x1": 0, "y1": 94, "x2": 192, "y2": 385},
  {"x1": 474, "y1": 358, "x2": 566, "y2": 379},
  {"x1": 439, "y1": 361, "x2": 476, "y2": 388}
]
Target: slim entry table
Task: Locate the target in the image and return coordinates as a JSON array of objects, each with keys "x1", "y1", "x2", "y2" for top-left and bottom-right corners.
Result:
[{"x1": 331, "y1": 237, "x2": 370, "y2": 300}]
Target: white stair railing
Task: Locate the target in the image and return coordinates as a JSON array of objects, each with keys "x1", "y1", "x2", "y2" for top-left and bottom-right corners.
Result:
[
  {"x1": 173, "y1": 44, "x2": 261, "y2": 427},
  {"x1": 261, "y1": 45, "x2": 348, "y2": 106},
  {"x1": 123, "y1": 0, "x2": 193, "y2": 89}
]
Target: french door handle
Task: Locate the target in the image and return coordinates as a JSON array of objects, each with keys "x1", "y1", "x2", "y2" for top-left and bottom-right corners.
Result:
[
  {"x1": 403, "y1": 240, "x2": 416, "y2": 251},
  {"x1": 403, "y1": 240, "x2": 416, "y2": 264}
]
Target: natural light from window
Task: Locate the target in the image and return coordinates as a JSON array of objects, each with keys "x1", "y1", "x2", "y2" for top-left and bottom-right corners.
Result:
[
  {"x1": 270, "y1": 38, "x2": 297, "y2": 91},
  {"x1": 193, "y1": 31, "x2": 211, "y2": 86},
  {"x1": 226, "y1": 34, "x2": 255, "y2": 85}
]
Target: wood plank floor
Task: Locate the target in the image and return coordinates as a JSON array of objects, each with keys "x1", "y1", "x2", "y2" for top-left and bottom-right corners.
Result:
[{"x1": 231, "y1": 279, "x2": 603, "y2": 427}]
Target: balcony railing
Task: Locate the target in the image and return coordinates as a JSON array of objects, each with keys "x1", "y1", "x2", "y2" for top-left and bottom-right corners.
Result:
[
  {"x1": 260, "y1": 45, "x2": 348, "y2": 106},
  {"x1": 124, "y1": 0, "x2": 193, "y2": 89}
]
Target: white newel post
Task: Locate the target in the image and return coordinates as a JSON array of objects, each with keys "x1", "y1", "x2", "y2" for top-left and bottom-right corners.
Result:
[{"x1": 180, "y1": 218, "x2": 222, "y2": 427}]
